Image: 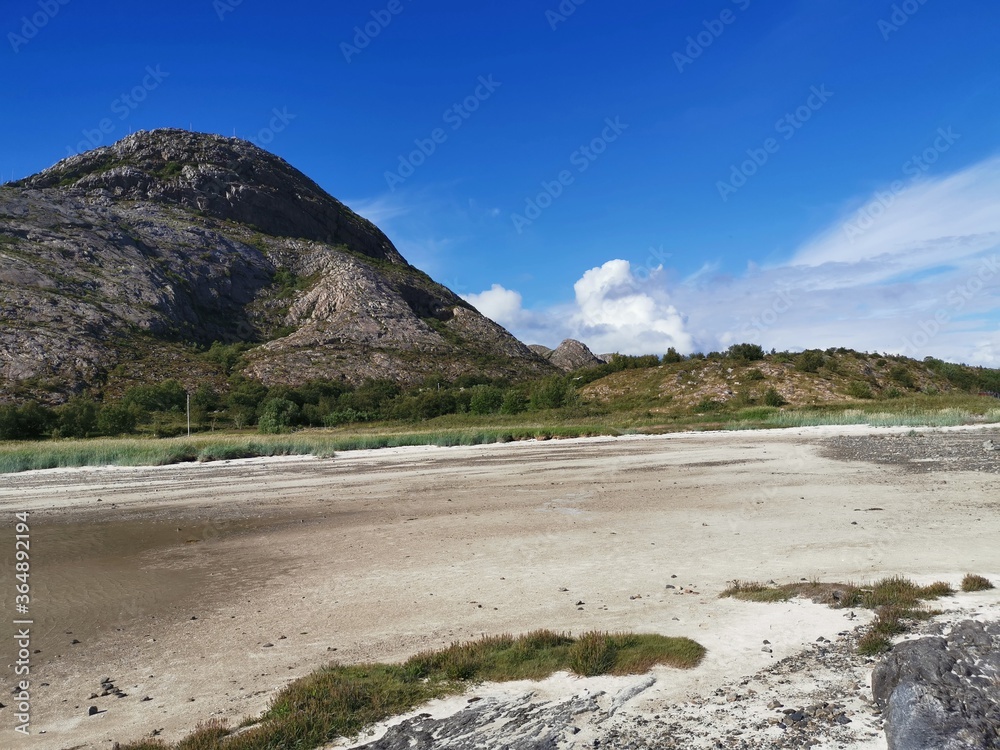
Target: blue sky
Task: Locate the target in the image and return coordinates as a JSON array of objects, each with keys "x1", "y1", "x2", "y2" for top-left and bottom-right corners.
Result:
[{"x1": 3, "y1": 0, "x2": 1000, "y2": 363}]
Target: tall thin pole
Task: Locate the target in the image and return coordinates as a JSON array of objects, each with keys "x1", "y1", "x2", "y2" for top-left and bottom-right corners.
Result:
[{"x1": 187, "y1": 393, "x2": 191, "y2": 437}]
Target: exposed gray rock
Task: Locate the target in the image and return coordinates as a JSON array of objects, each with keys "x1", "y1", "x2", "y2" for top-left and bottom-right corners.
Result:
[
  {"x1": 352, "y1": 693, "x2": 602, "y2": 749},
  {"x1": 0, "y1": 130, "x2": 554, "y2": 399},
  {"x1": 872, "y1": 620, "x2": 1000, "y2": 750},
  {"x1": 528, "y1": 339, "x2": 604, "y2": 372}
]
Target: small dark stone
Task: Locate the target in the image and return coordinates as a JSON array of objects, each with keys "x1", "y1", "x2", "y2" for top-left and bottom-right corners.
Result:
[
  {"x1": 141, "y1": 696, "x2": 152, "y2": 702},
  {"x1": 88, "y1": 706, "x2": 99, "y2": 716}
]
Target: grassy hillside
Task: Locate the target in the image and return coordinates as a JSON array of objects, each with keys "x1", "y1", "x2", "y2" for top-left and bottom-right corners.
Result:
[{"x1": 581, "y1": 347, "x2": 1000, "y2": 415}]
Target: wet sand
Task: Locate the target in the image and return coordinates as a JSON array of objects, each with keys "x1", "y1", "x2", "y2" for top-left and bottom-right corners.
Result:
[{"x1": 0, "y1": 425, "x2": 997, "y2": 749}]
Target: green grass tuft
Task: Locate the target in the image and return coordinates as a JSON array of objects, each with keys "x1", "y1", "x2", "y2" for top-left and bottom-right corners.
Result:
[
  {"x1": 114, "y1": 630, "x2": 704, "y2": 750},
  {"x1": 720, "y1": 580, "x2": 793, "y2": 603},
  {"x1": 723, "y1": 575, "x2": 974, "y2": 656},
  {"x1": 961, "y1": 573, "x2": 995, "y2": 592}
]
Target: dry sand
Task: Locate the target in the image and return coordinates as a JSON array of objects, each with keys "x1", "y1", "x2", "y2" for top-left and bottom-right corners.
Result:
[{"x1": 0, "y1": 424, "x2": 998, "y2": 749}]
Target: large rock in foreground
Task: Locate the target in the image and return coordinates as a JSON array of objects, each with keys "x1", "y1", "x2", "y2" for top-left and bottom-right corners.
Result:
[{"x1": 872, "y1": 620, "x2": 1000, "y2": 750}]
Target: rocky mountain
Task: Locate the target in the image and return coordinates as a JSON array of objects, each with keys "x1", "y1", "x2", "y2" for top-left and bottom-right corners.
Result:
[
  {"x1": 0, "y1": 130, "x2": 554, "y2": 402},
  {"x1": 529, "y1": 339, "x2": 605, "y2": 372}
]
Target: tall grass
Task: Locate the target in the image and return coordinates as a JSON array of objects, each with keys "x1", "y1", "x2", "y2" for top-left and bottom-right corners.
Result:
[
  {"x1": 115, "y1": 630, "x2": 704, "y2": 750},
  {"x1": 0, "y1": 426, "x2": 620, "y2": 474},
  {"x1": 724, "y1": 406, "x2": 1000, "y2": 430}
]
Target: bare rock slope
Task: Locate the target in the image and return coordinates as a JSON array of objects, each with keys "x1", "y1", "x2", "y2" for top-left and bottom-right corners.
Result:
[
  {"x1": 0, "y1": 130, "x2": 552, "y2": 398},
  {"x1": 529, "y1": 339, "x2": 605, "y2": 372}
]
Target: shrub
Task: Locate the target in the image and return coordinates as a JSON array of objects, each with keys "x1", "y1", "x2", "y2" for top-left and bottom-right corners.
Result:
[
  {"x1": 202, "y1": 341, "x2": 252, "y2": 375},
  {"x1": 0, "y1": 401, "x2": 56, "y2": 440},
  {"x1": 889, "y1": 366, "x2": 916, "y2": 389},
  {"x1": 123, "y1": 379, "x2": 187, "y2": 412},
  {"x1": 745, "y1": 369, "x2": 766, "y2": 382},
  {"x1": 97, "y1": 404, "x2": 140, "y2": 436},
  {"x1": 323, "y1": 409, "x2": 373, "y2": 427},
  {"x1": 762, "y1": 387, "x2": 786, "y2": 407},
  {"x1": 663, "y1": 347, "x2": 684, "y2": 364},
  {"x1": 258, "y1": 398, "x2": 300, "y2": 434},
  {"x1": 500, "y1": 389, "x2": 528, "y2": 415},
  {"x1": 795, "y1": 350, "x2": 825, "y2": 373},
  {"x1": 530, "y1": 378, "x2": 575, "y2": 410},
  {"x1": 961, "y1": 574, "x2": 994, "y2": 592},
  {"x1": 341, "y1": 379, "x2": 401, "y2": 414},
  {"x1": 468, "y1": 385, "x2": 504, "y2": 415},
  {"x1": 226, "y1": 378, "x2": 269, "y2": 413},
  {"x1": 726, "y1": 343, "x2": 765, "y2": 362},
  {"x1": 846, "y1": 381, "x2": 875, "y2": 399},
  {"x1": 57, "y1": 397, "x2": 99, "y2": 438}
]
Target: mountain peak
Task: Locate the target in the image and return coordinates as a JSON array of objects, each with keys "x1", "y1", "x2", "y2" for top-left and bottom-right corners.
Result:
[{"x1": 16, "y1": 129, "x2": 404, "y2": 263}]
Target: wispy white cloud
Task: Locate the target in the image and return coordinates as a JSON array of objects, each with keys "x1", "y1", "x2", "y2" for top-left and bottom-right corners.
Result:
[{"x1": 465, "y1": 155, "x2": 1000, "y2": 365}]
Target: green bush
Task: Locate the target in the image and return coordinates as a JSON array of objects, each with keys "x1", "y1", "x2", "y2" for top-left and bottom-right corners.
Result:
[
  {"x1": 500, "y1": 389, "x2": 528, "y2": 415},
  {"x1": 469, "y1": 385, "x2": 504, "y2": 415},
  {"x1": 0, "y1": 401, "x2": 56, "y2": 440},
  {"x1": 96, "y1": 404, "x2": 140, "y2": 436},
  {"x1": 846, "y1": 381, "x2": 875, "y2": 399},
  {"x1": 226, "y1": 378, "x2": 269, "y2": 413},
  {"x1": 123, "y1": 379, "x2": 187, "y2": 412},
  {"x1": 762, "y1": 387, "x2": 786, "y2": 407},
  {"x1": 745, "y1": 369, "x2": 766, "y2": 382},
  {"x1": 323, "y1": 409, "x2": 373, "y2": 427},
  {"x1": 795, "y1": 350, "x2": 825, "y2": 373},
  {"x1": 663, "y1": 347, "x2": 684, "y2": 364},
  {"x1": 57, "y1": 397, "x2": 99, "y2": 438},
  {"x1": 258, "y1": 398, "x2": 300, "y2": 434},
  {"x1": 889, "y1": 366, "x2": 916, "y2": 389},
  {"x1": 530, "y1": 378, "x2": 576, "y2": 410},
  {"x1": 726, "y1": 343, "x2": 765, "y2": 362}
]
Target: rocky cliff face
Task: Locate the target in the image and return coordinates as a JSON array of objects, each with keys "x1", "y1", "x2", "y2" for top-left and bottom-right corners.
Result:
[
  {"x1": 529, "y1": 339, "x2": 605, "y2": 372},
  {"x1": 0, "y1": 130, "x2": 553, "y2": 400}
]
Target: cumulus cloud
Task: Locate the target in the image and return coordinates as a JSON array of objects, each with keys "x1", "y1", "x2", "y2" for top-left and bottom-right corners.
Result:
[
  {"x1": 463, "y1": 284, "x2": 526, "y2": 326},
  {"x1": 464, "y1": 155, "x2": 1000, "y2": 364},
  {"x1": 464, "y1": 261, "x2": 693, "y2": 355}
]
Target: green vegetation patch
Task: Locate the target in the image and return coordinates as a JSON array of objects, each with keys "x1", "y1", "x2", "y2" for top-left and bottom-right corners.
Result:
[
  {"x1": 116, "y1": 630, "x2": 704, "y2": 750},
  {"x1": 722, "y1": 576, "x2": 963, "y2": 655}
]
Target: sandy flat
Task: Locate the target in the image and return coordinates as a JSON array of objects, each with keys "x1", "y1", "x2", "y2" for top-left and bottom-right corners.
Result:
[{"x1": 1, "y1": 425, "x2": 998, "y2": 749}]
